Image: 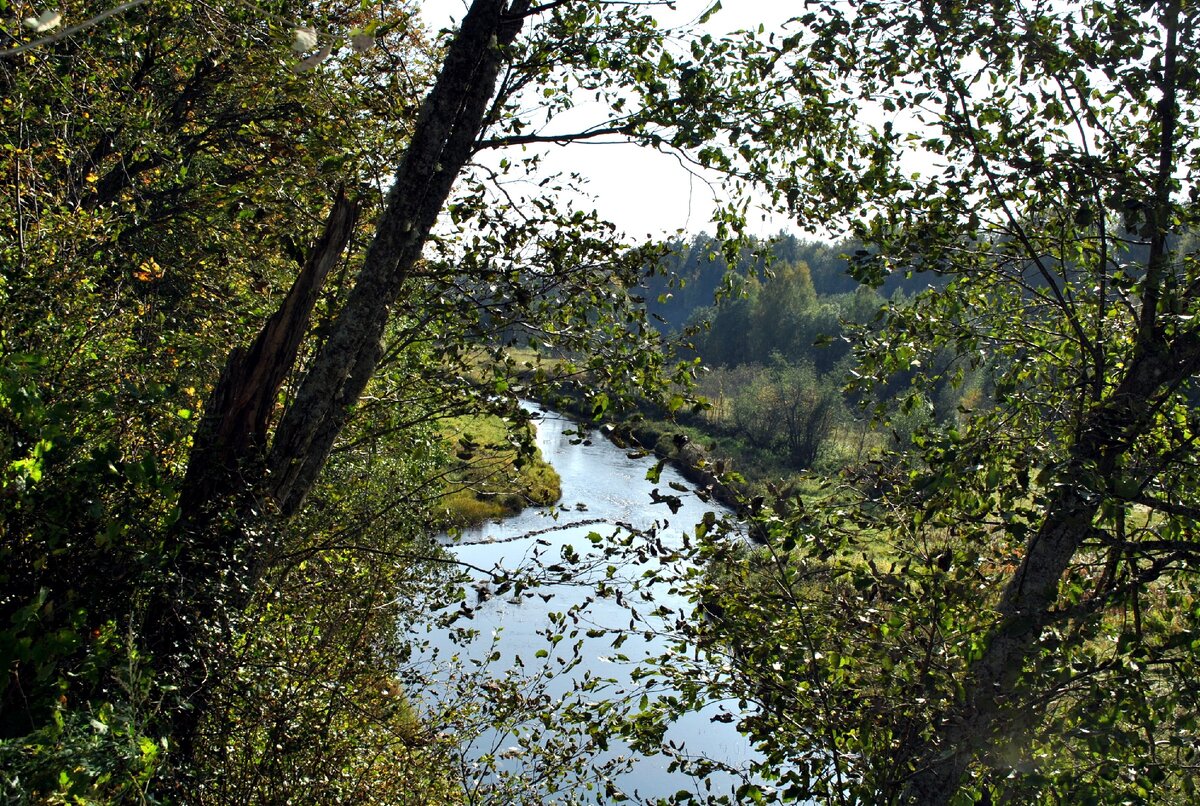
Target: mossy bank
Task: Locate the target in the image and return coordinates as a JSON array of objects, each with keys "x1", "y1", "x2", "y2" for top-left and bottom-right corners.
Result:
[{"x1": 436, "y1": 413, "x2": 562, "y2": 528}]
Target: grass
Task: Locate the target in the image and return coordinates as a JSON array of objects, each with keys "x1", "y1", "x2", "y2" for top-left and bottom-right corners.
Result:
[
  {"x1": 630, "y1": 411, "x2": 876, "y2": 501},
  {"x1": 435, "y1": 412, "x2": 561, "y2": 528}
]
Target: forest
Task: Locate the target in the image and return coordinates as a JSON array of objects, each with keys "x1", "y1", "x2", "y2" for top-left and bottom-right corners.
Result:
[{"x1": 3, "y1": 0, "x2": 1199, "y2": 803}]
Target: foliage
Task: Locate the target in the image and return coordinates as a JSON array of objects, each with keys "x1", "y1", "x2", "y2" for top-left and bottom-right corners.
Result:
[
  {"x1": 15, "y1": 0, "x2": 1199, "y2": 802},
  {"x1": 656, "y1": 0, "x2": 1200, "y2": 802},
  {"x1": 1, "y1": 0, "x2": 433, "y2": 793},
  {"x1": 0, "y1": 0, "x2": 845, "y2": 800}
]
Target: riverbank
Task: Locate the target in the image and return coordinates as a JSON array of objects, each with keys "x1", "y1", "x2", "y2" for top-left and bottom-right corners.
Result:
[
  {"x1": 533, "y1": 386, "x2": 755, "y2": 514},
  {"x1": 524, "y1": 384, "x2": 859, "y2": 550},
  {"x1": 480, "y1": 348, "x2": 833, "y2": 522},
  {"x1": 436, "y1": 412, "x2": 562, "y2": 528}
]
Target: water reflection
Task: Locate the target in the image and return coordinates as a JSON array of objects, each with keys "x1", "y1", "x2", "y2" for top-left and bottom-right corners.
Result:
[{"x1": 415, "y1": 404, "x2": 757, "y2": 802}]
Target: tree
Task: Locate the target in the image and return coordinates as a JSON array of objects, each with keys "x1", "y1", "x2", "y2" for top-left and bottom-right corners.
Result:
[
  {"x1": 726, "y1": 359, "x2": 842, "y2": 468},
  {"x1": 750, "y1": 261, "x2": 816, "y2": 358},
  {"x1": 2, "y1": 0, "x2": 843, "y2": 797},
  {"x1": 1, "y1": 1, "x2": 452, "y2": 797},
  {"x1": 650, "y1": 0, "x2": 1200, "y2": 803}
]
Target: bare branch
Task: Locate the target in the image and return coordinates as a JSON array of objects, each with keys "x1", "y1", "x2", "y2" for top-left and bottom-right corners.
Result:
[
  {"x1": 1, "y1": 0, "x2": 149, "y2": 58},
  {"x1": 476, "y1": 124, "x2": 636, "y2": 151}
]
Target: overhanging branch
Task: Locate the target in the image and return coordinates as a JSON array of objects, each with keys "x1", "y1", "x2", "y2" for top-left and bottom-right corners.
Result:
[{"x1": 476, "y1": 124, "x2": 636, "y2": 151}]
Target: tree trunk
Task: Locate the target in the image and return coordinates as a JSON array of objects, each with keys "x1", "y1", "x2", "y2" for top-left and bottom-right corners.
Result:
[
  {"x1": 905, "y1": 4, "x2": 1187, "y2": 800},
  {"x1": 156, "y1": 0, "x2": 533, "y2": 777},
  {"x1": 905, "y1": 335, "x2": 1200, "y2": 804},
  {"x1": 267, "y1": 0, "x2": 531, "y2": 516}
]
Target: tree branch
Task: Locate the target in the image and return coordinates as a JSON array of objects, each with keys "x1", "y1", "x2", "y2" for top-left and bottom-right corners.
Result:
[
  {"x1": 1137, "y1": 0, "x2": 1182, "y2": 349},
  {"x1": 0, "y1": 0, "x2": 149, "y2": 58},
  {"x1": 476, "y1": 124, "x2": 636, "y2": 151}
]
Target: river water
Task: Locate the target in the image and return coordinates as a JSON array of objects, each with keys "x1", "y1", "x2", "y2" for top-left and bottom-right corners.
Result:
[{"x1": 415, "y1": 404, "x2": 757, "y2": 803}]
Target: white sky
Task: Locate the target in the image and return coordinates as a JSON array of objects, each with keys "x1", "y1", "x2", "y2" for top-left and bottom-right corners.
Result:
[{"x1": 420, "y1": 0, "x2": 803, "y2": 239}]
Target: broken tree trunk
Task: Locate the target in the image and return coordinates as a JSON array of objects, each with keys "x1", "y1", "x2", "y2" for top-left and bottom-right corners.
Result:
[
  {"x1": 177, "y1": 187, "x2": 360, "y2": 523},
  {"x1": 267, "y1": 0, "x2": 532, "y2": 516},
  {"x1": 156, "y1": 0, "x2": 533, "y2": 778}
]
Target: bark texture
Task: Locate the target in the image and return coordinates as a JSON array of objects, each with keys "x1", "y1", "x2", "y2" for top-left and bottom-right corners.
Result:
[
  {"x1": 906, "y1": 335, "x2": 1200, "y2": 804},
  {"x1": 266, "y1": 0, "x2": 531, "y2": 516}
]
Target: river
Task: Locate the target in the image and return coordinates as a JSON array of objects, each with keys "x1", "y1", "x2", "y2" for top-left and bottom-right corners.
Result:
[{"x1": 415, "y1": 403, "x2": 758, "y2": 803}]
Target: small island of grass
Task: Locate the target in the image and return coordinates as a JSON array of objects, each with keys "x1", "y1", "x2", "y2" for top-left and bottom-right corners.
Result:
[{"x1": 437, "y1": 413, "x2": 562, "y2": 528}]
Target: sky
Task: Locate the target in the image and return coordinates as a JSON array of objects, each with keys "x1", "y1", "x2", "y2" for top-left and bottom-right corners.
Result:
[{"x1": 419, "y1": 0, "x2": 804, "y2": 240}]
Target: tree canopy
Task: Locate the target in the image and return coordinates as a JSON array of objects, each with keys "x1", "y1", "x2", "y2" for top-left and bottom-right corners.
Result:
[
  {"x1": 1, "y1": 0, "x2": 824, "y2": 798},
  {"x1": 651, "y1": 0, "x2": 1200, "y2": 802},
  {"x1": 3, "y1": 0, "x2": 1200, "y2": 803}
]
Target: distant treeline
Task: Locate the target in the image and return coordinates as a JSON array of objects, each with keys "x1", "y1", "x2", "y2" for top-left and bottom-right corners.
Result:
[
  {"x1": 639, "y1": 234, "x2": 990, "y2": 471},
  {"x1": 640, "y1": 233, "x2": 957, "y2": 374}
]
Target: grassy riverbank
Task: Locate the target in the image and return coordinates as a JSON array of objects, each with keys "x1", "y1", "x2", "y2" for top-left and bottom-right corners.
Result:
[
  {"x1": 436, "y1": 413, "x2": 561, "y2": 528},
  {"x1": 480, "y1": 346, "x2": 863, "y2": 516}
]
